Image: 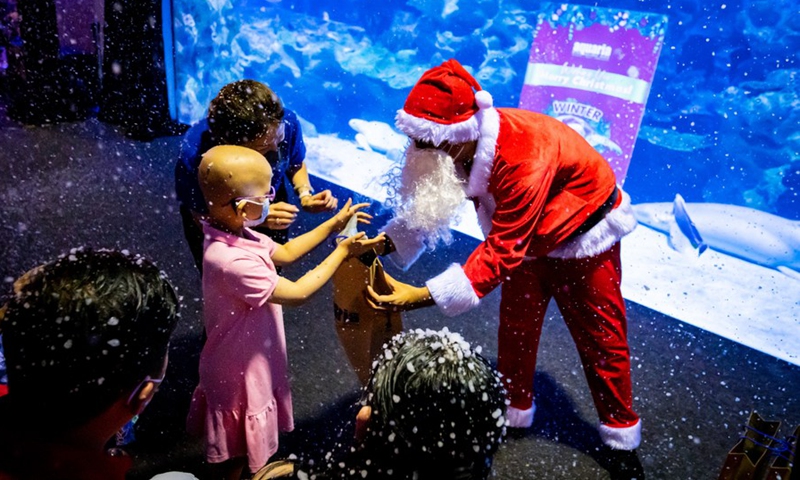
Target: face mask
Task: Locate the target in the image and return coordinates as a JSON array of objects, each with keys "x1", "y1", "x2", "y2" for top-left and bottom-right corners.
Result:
[
  {"x1": 233, "y1": 187, "x2": 276, "y2": 228},
  {"x1": 242, "y1": 199, "x2": 270, "y2": 228}
]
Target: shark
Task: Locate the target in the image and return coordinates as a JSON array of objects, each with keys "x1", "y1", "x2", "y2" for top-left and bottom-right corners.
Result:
[{"x1": 632, "y1": 194, "x2": 800, "y2": 280}]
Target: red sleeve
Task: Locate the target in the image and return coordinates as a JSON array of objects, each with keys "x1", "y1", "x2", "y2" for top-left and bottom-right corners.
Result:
[{"x1": 462, "y1": 155, "x2": 555, "y2": 298}]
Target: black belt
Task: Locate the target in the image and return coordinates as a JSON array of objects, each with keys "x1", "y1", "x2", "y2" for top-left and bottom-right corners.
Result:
[{"x1": 567, "y1": 187, "x2": 619, "y2": 240}]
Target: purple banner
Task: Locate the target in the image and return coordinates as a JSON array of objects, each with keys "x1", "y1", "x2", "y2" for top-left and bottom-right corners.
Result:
[{"x1": 519, "y1": 4, "x2": 668, "y2": 184}]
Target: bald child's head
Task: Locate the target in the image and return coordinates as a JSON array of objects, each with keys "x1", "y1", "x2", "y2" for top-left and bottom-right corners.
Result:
[{"x1": 198, "y1": 145, "x2": 273, "y2": 232}]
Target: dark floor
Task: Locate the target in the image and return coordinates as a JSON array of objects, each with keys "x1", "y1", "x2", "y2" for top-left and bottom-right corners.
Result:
[{"x1": 1, "y1": 108, "x2": 798, "y2": 480}]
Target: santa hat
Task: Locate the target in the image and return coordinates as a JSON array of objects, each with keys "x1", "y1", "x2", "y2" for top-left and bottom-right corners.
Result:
[{"x1": 395, "y1": 59, "x2": 494, "y2": 146}]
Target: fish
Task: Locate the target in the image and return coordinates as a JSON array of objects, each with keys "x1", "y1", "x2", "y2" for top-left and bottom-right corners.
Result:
[
  {"x1": 348, "y1": 119, "x2": 408, "y2": 161},
  {"x1": 632, "y1": 196, "x2": 800, "y2": 279},
  {"x1": 639, "y1": 125, "x2": 713, "y2": 152}
]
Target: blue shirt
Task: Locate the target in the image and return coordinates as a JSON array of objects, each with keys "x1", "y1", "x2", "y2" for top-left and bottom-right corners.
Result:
[{"x1": 175, "y1": 109, "x2": 306, "y2": 214}]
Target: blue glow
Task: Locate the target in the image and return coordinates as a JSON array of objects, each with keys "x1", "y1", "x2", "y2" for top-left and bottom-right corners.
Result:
[{"x1": 170, "y1": 0, "x2": 798, "y2": 219}]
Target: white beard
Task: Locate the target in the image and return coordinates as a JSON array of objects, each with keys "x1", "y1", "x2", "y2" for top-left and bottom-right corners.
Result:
[{"x1": 388, "y1": 144, "x2": 467, "y2": 248}]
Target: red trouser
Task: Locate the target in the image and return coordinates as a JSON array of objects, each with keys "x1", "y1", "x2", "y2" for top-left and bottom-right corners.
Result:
[{"x1": 496, "y1": 243, "x2": 639, "y2": 428}]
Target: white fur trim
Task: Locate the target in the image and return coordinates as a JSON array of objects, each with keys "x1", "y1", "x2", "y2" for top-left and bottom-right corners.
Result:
[
  {"x1": 475, "y1": 90, "x2": 493, "y2": 109},
  {"x1": 475, "y1": 194, "x2": 495, "y2": 237},
  {"x1": 395, "y1": 109, "x2": 480, "y2": 146},
  {"x1": 465, "y1": 107, "x2": 499, "y2": 198},
  {"x1": 599, "y1": 419, "x2": 642, "y2": 450},
  {"x1": 547, "y1": 189, "x2": 638, "y2": 259},
  {"x1": 506, "y1": 404, "x2": 536, "y2": 428},
  {"x1": 426, "y1": 263, "x2": 480, "y2": 317},
  {"x1": 383, "y1": 218, "x2": 427, "y2": 271}
]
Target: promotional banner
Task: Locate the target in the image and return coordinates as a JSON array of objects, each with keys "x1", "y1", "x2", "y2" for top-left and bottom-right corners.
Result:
[{"x1": 519, "y1": 4, "x2": 668, "y2": 184}]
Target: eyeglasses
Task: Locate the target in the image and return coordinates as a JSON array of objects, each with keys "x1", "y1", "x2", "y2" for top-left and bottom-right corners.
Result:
[
  {"x1": 241, "y1": 121, "x2": 286, "y2": 154},
  {"x1": 270, "y1": 122, "x2": 286, "y2": 145},
  {"x1": 257, "y1": 122, "x2": 285, "y2": 150},
  {"x1": 230, "y1": 186, "x2": 276, "y2": 211}
]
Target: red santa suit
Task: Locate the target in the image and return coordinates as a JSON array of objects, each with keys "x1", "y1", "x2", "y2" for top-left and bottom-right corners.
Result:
[{"x1": 385, "y1": 59, "x2": 642, "y2": 450}]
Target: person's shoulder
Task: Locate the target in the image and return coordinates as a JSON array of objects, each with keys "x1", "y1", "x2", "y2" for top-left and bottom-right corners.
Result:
[
  {"x1": 282, "y1": 108, "x2": 299, "y2": 124},
  {"x1": 179, "y1": 118, "x2": 210, "y2": 162},
  {"x1": 188, "y1": 117, "x2": 209, "y2": 131},
  {"x1": 498, "y1": 108, "x2": 565, "y2": 141},
  {"x1": 201, "y1": 228, "x2": 241, "y2": 260},
  {"x1": 280, "y1": 110, "x2": 306, "y2": 160},
  {"x1": 206, "y1": 232, "x2": 274, "y2": 270},
  {"x1": 201, "y1": 242, "x2": 226, "y2": 274},
  {"x1": 282, "y1": 109, "x2": 303, "y2": 135},
  {"x1": 203, "y1": 243, "x2": 262, "y2": 287},
  {"x1": 183, "y1": 118, "x2": 209, "y2": 141},
  {"x1": 499, "y1": 107, "x2": 548, "y2": 122}
]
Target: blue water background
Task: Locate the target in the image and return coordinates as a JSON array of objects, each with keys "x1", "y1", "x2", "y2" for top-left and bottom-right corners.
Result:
[{"x1": 170, "y1": 0, "x2": 798, "y2": 219}]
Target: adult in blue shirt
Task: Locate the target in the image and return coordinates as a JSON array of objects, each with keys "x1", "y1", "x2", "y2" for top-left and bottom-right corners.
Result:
[{"x1": 175, "y1": 80, "x2": 338, "y2": 271}]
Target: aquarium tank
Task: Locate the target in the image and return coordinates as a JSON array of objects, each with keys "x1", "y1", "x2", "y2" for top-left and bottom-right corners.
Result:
[
  {"x1": 167, "y1": 0, "x2": 799, "y2": 364},
  {"x1": 170, "y1": 0, "x2": 797, "y2": 218},
  {"x1": 0, "y1": 0, "x2": 798, "y2": 478}
]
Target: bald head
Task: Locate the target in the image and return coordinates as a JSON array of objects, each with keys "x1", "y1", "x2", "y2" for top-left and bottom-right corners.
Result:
[{"x1": 198, "y1": 145, "x2": 273, "y2": 211}]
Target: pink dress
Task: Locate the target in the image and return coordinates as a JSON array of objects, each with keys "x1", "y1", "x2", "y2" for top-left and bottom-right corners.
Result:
[{"x1": 187, "y1": 223, "x2": 294, "y2": 472}]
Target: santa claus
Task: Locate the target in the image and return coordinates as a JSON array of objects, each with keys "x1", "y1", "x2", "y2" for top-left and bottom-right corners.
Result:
[{"x1": 369, "y1": 59, "x2": 645, "y2": 478}]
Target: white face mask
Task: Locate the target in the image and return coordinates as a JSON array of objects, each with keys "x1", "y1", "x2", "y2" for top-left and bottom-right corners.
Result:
[
  {"x1": 234, "y1": 186, "x2": 276, "y2": 228},
  {"x1": 242, "y1": 199, "x2": 270, "y2": 228}
]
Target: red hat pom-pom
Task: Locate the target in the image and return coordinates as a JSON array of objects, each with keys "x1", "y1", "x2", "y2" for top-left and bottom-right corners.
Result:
[{"x1": 475, "y1": 90, "x2": 493, "y2": 110}]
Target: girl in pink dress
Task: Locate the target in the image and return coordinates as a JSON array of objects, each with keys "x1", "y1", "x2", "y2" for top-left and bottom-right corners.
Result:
[{"x1": 187, "y1": 145, "x2": 384, "y2": 479}]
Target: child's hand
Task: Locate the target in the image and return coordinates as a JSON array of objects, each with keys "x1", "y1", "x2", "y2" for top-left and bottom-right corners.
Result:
[
  {"x1": 337, "y1": 232, "x2": 387, "y2": 259},
  {"x1": 331, "y1": 198, "x2": 373, "y2": 232}
]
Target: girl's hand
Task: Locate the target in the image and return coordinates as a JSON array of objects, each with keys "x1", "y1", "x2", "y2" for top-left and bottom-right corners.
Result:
[
  {"x1": 337, "y1": 232, "x2": 387, "y2": 259},
  {"x1": 331, "y1": 198, "x2": 372, "y2": 232},
  {"x1": 265, "y1": 202, "x2": 299, "y2": 230}
]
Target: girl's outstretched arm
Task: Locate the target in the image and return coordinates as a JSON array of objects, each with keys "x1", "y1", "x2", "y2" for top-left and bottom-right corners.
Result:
[
  {"x1": 269, "y1": 232, "x2": 386, "y2": 306},
  {"x1": 272, "y1": 199, "x2": 372, "y2": 267}
]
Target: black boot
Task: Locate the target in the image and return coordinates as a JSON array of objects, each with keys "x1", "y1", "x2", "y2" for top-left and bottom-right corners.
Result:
[{"x1": 596, "y1": 446, "x2": 645, "y2": 480}]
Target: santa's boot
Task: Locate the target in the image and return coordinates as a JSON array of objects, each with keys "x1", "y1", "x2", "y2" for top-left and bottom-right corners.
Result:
[
  {"x1": 506, "y1": 404, "x2": 535, "y2": 429},
  {"x1": 596, "y1": 420, "x2": 644, "y2": 479},
  {"x1": 596, "y1": 446, "x2": 645, "y2": 480}
]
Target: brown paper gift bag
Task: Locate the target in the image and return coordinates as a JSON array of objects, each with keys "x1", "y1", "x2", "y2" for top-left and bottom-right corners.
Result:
[
  {"x1": 758, "y1": 424, "x2": 798, "y2": 480},
  {"x1": 332, "y1": 250, "x2": 403, "y2": 386},
  {"x1": 718, "y1": 411, "x2": 782, "y2": 480}
]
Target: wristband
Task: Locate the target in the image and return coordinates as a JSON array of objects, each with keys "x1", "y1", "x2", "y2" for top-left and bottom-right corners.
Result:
[{"x1": 295, "y1": 185, "x2": 314, "y2": 199}]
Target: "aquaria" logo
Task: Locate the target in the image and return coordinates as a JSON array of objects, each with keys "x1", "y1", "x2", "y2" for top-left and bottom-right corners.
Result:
[{"x1": 572, "y1": 42, "x2": 612, "y2": 61}]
